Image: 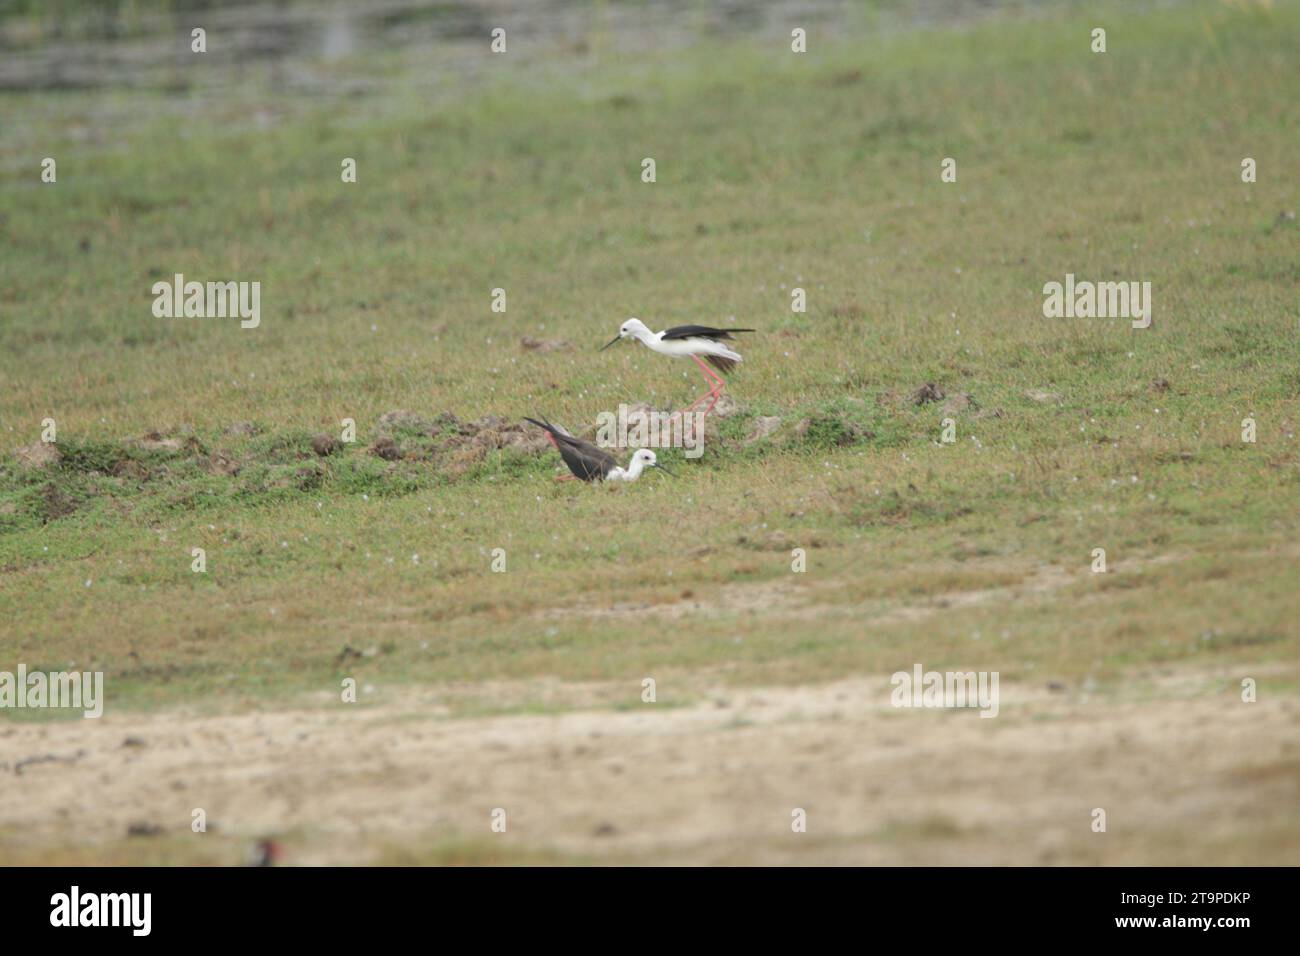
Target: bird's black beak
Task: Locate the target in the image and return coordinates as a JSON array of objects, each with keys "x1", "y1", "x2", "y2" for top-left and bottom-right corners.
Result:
[
  {"x1": 654, "y1": 463, "x2": 676, "y2": 477},
  {"x1": 599, "y1": 334, "x2": 622, "y2": 352}
]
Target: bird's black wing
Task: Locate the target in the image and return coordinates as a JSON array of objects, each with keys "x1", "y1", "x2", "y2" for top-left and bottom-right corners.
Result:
[
  {"x1": 661, "y1": 324, "x2": 755, "y2": 342},
  {"x1": 526, "y1": 418, "x2": 616, "y2": 481},
  {"x1": 554, "y1": 434, "x2": 617, "y2": 481}
]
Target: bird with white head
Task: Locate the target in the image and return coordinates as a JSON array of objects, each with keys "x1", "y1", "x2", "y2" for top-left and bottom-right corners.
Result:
[
  {"x1": 525, "y1": 417, "x2": 673, "y2": 483},
  {"x1": 600, "y1": 318, "x2": 755, "y2": 417}
]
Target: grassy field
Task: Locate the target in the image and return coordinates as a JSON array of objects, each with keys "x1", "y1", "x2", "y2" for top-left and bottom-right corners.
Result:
[{"x1": 1, "y1": 0, "x2": 1298, "y2": 865}]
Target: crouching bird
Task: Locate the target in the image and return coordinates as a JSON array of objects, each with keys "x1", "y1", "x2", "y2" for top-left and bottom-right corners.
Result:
[{"x1": 525, "y1": 417, "x2": 673, "y2": 482}]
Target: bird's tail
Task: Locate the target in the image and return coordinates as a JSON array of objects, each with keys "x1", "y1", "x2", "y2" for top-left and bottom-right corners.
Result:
[
  {"x1": 706, "y1": 349, "x2": 742, "y2": 374},
  {"x1": 524, "y1": 416, "x2": 564, "y2": 449}
]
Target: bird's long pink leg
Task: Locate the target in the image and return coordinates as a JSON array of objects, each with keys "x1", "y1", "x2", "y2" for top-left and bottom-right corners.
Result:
[
  {"x1": 688, "y1": 357, "x2": 725, "y2": 415},
  {"x1": 686, "y1": 355, "x2": 725, "y2": 413},
  {"x1": 703, "y1": 383, "x2": 725, "y2": 416}
]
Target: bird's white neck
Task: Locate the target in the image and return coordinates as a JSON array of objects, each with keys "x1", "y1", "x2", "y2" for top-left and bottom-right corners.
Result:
[{"x1": 607, "y1": 455, "x2": 647, "y2": 482}]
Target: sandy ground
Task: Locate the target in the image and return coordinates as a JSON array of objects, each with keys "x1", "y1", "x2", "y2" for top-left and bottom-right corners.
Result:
[{"x1": 3, "y1": 663, "x2": 1297, "y2": 865}]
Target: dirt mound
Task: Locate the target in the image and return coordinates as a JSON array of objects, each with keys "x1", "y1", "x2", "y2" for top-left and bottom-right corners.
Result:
[
  {"x1": 311, "y1": 434, "x2": 341, "y2": 457},
  {"x1": 366, "y1": 410, "x2": 552, "y2": 467},
  {"x1": 940, "y1": 392, "x2": 978, "y2": 416},
  {"x1": 745, "y1": 416, "x2": 782, "y2": 444},
  {"x1": 15, "y1": 442, "x2": 60, "y2": 470},
  {"x1": 367, "y1": 436, "x2": 403, "y2": 461},
  {"x1": 130, "y1": 431, "x2": 203, "y2": 455},
  {"x1": 912, "y1": 383, "x2": 945, "y2": 405},
  {"x1": 470, "y1": 419, "x2": 551, "y2": 455},
  {"x1": 376, "y1": 410, "x2": 469, "y2": 438},
  {"x1": 520, "y1": 336, "x2": 569, "y2": 353}
]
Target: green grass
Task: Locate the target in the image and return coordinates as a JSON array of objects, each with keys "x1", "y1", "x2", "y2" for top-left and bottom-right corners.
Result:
[{"x1": 1, "y1": 0, "x2": 1298, "y2": 719}]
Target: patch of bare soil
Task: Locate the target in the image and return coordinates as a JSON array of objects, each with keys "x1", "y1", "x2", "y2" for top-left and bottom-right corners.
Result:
[
  {"x1": 1, "y1": 664, "x2": 1294, "y2": 865},
  {"x1": 538, "y1": 560, "x2": 1074, "y2": 625},
  {"x1": 14, "y1": 442, "x2": 59, "y2": 470},
  {"x1": 520, "y1": 336, "x2": 569, "y2": 353},
  {"x1": 536, "y1": 546, "x2": 1300, "y2": 628}
]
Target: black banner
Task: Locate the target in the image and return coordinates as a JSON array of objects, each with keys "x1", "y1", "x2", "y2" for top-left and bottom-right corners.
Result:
[{"x1": 1, "y1": 866, "x2": 1282, "y2": 942}]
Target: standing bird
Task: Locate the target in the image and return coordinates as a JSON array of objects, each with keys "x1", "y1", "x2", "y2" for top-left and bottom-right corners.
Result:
[
  {"x1": 525, "y1": 417, "x2": 674, "y2": 482},
  {"x1": 600, "y1": 318, "x2": 754, "y2": 417}
]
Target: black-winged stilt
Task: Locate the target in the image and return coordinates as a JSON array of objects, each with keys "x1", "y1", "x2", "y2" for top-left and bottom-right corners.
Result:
[
  {"x1": 525, "y1": 417, "x2": 674, "y2": 482},
  {"x1": 600, "y1": 319, "x2": 755, "y2": 417}
]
